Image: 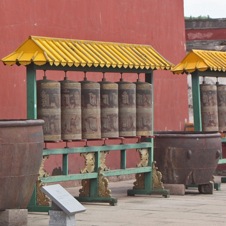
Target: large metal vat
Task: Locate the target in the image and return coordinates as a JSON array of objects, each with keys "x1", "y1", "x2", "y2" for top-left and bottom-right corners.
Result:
[
  {"x1": 0, "y1": 119, "x2": 44, "y2": 210},
  {"x1": 154, "y1": 131, "x2": 221, "y2": 186}
]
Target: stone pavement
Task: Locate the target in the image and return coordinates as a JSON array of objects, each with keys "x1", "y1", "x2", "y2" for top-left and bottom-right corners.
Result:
[{"x1": 28, "y1": 179, "x2": 226, "y2": 226}]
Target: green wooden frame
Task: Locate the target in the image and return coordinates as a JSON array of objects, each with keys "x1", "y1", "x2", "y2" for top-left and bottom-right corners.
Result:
[
  {"x1": 191, "y1": 70, "x2": 226, "y2": 165},
  {"x1": 27, "y1": 63, "x2": 168, "y2": 211}
]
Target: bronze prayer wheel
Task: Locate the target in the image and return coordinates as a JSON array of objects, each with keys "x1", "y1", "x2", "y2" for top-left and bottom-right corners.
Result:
[
  {"x1": 37, "y1": 76, "x2": 61, "y2": 141},
  {"x1": 200, "y1": 84, "x2": 219, "y2": 131},
  {"x1": 217, "y1": 84, "x2": 226, "y2": 132},
  {"x1": 81, "y1": 80, "x2": 101, "y2": 139},
  {"x1": 60, "y1": 77, "x2": 82, "y2": 140},
  {"x1": 118, "y1": 80, "x2": 136, "y2": 137},
  {"x1": 136, "y1": 81, "x2": 152, "y2": 136},
  {"x1": 100, "y1": 79, "x2": 119, "y2": 138}
]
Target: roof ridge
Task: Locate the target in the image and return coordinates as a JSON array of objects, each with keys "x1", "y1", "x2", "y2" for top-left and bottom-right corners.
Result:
[{"x1": 30, "y1": 35, "x2": 154, "y2": 48}]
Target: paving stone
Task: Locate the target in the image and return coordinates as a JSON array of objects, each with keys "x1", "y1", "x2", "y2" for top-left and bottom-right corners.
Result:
[
  {"x1": 0, "y1": 209, "x2": 27, "y2": 226},
  {"x1": 163, "y1": 184, "x2": 185, "y2": 195},
  {"x1": 28, "y1": 179, "x2": 226, "y2": 226}
]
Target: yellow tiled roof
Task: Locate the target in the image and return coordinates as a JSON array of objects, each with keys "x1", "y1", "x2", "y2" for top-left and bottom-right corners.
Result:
[
  {"x1": 1, "y1": 36, "x2": 172, "y2": 70},
  {"x1": 172, "y1": 49, "x2": 226, "y2": 74}
]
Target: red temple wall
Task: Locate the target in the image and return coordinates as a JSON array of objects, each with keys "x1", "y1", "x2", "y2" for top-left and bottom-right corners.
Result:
[{"x1": 0, "y1": 0, "x2": 187, "y2": 175}]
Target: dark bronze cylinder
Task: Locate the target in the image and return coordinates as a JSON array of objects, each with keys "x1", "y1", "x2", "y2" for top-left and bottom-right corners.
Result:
[
  {"x1": 200, "y1": 84, "x2": 218, "y2": 131},
  {"x1": 217, "y1": 84, "x2": 226, "y2": 132},
  {"x1": 81, "y1": 80, "x2": 101, "y2": 139},
  {"x1": 0, "y1": 119, "x2": 44, "y2": 210},
  {"x1": 37, "y1": 76, "x2": 61, "y2": 141},
  {"x1": 154, "y1": 131, "x2": 221, "y2": 186},
  {"x1": 136, "y1": 81, "x2": 153, "y2": 136},
  {"x1": 100, "y1": 80, "x2": 119, "y2": 138},
  {"x1": 60, "y1": 77, "x2": 82, "y2": 140},
  {"x1": 118, "y1": 80, "x2": 136, "y2": 137}
]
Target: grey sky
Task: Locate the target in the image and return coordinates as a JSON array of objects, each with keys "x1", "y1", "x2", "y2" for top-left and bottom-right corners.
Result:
[{"x1": 184, "y1": 0, "x2": 226, "y2": 18}]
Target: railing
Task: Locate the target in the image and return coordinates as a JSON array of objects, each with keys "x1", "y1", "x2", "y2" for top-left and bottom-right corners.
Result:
[
  {"x1": 28, "y1": 138, "x2": 169, "y2": 211},
  {"x1": 25, "y1": 63, "x2": 169, "y2": 212}
]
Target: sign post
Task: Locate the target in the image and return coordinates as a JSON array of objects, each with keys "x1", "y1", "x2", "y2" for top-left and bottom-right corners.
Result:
[{"x1": 41, "y1": 184, "x2": 86, "y2": 226}]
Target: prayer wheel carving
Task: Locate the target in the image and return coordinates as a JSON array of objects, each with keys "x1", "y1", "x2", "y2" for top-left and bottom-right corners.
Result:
[
  {"x1": 136, "y1": 81, "x2": 152, "y2": 136},
  {"x1": 81, "y1": 80, "x2": 101, "y2": 139},
  {"x1": 100, "y1": 79, "x2": 119, "y2": 138},
  {"x1": 60, "y1": 77, "x2": 82, "y2": 140},
  {"x1": 217, "y1": 84, "x2": 226, "y2": 132},
  {"x1": 37, "y1": 76, "x2": 61, "y2": 141},
  {"x1": 200, "y1": 84, "x2": 218, "y2": 131},
  {"x1": 118, "y1": 80, "x2": 136, "y2": 137}
]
